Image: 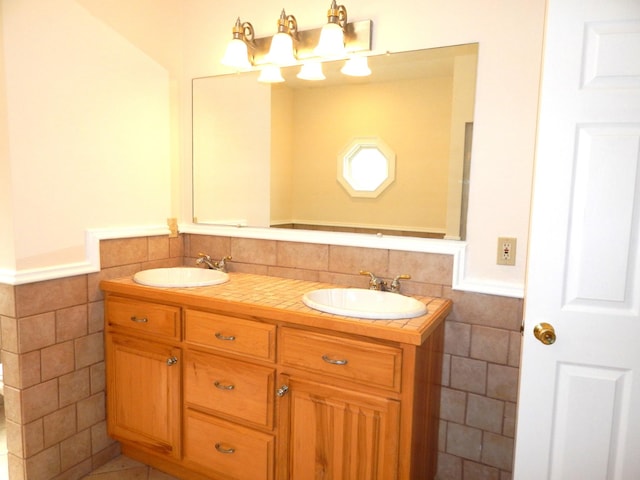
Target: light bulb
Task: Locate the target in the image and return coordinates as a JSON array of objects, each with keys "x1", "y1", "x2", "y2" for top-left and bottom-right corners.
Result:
[
  {"x1": 341, "y1": 56, "x2": 371, "y2": 77},
  {"x1": 297, "y1": 62, "x2": 326, "y2": 81},
  {"x1": 315, "y1": 23, "x2": 345, "y2": 58},
  {"x1": 267, "y1": 32, "x2": 297, "y2": 66},
  {"x1": 221, "y1": 38, "x2": 251, "y2": 70},
  {"x1": 258, "y1": 65, "x2": 285, "y2": 83}
]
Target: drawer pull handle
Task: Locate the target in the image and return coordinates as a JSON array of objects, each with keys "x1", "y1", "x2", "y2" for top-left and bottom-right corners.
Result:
[
  {"x1": 166, "y1": 356, "x2": 178, "y2": 366},
  {"x1": 322, "y1": 355, "x2": 348, "y2": 366},
  {"x1": 215, "y1": 443, "x2": 235, "y2": 454},
  {"x1": 215, "y1": 332, "x2": 236, "y2": 341},
  {"x1": 214, "y1": 381, "x2": 235, "y2": 391},
  {"x1": 130, "y1": 316, "x2": 148, "y2": 323}
]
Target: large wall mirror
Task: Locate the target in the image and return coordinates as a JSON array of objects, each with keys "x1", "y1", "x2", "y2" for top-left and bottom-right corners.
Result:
[{"x1": 193, "y1": 43, "x2": 478, "y2": 240}]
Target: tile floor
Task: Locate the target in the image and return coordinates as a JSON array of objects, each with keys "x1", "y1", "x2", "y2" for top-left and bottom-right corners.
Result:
[{"x1": 80, "y1": 455, "x2": 181, "y2": 480}]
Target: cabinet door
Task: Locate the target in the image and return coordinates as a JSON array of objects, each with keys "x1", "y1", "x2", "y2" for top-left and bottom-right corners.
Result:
[
  {"x1": 278, "y1": 375, "x2": 400, "y2": 480},
  {"x1": 106, "y1": 333, "x2": 182, "y2": 459}
]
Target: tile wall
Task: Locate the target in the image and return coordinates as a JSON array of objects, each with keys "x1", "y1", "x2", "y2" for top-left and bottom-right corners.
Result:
[
  {"x1": 185, "y1": 234, "x2": 522, "y2": 480},
  {"x1": 0, "y1": 236, "x2": 183, "y2": 479},
  {"x1": 0, "y1": 233, "x2": 522, "y2": 480}
]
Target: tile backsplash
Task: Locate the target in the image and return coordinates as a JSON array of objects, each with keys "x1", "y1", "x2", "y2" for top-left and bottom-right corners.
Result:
[{"x1": 0, "y1": 233, "x2": 521, "y2": 480}]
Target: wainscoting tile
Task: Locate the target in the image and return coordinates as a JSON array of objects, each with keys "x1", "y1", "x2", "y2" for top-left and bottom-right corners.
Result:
[{"x1": 470, "y1": 325, "x2": 510, "y2": 364}]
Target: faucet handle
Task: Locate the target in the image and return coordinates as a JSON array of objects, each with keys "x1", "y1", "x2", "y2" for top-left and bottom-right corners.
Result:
[
  {"x1": 393, "y1": 274, "x2": 411, "y2": 282},
  {"x1": 390, "y1": 274, "x2": 411, "y2": 293},
  {"x1": 214, "y1": 255, "x2": 232, "y2": 272},
  {"x1": 196, "y1": 252, "x2": 211, "y2": 264},
  {"x1": 359, "y1": 270, "x2": 386, "y2": 290}
]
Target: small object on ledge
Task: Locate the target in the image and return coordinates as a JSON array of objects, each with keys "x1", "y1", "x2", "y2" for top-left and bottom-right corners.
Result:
[{"x1": 167, "y1": 217, "x2": 179, "y2": 238}]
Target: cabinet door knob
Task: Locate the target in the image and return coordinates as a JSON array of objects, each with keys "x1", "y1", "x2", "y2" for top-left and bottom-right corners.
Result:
[
  {"x1": 166, "y1": 356, "x2": 178, "y2": 366},
  {"x1": 276, "y1": 385, "x2": 289, "y2": 397}
]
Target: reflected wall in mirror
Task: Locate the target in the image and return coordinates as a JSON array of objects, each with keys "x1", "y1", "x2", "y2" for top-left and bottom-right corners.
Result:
[{"x1": 193, "y1": 43, "x2": 478, "y2": 240}]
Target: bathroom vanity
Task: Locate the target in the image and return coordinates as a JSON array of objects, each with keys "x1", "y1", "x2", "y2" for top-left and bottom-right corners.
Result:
[{"x1": 101, "y1": 272, "x2": 451, "y2": 480}]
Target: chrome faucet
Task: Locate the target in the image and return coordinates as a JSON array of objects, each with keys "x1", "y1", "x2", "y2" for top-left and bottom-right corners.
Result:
[
  {"x1": 360, "y1": 270, "x2": 387, "y2": 291},
  {"x1": 196, "y1": 253, "x2": 232, "y2": 272},
  {"x1": 390, "y1": 274, "x2": 411, "y2": 293},
  {"x1": 360, "y1": 271, "x2": 411, "y2": 293}
]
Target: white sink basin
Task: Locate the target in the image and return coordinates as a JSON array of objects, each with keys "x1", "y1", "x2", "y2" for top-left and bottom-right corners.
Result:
[
  {"x1": 133, "y1": 267, "x2": 229, "y2": 288},
  {"x1": 302, "y1": 288, "x2": 427, "y2": 320}
]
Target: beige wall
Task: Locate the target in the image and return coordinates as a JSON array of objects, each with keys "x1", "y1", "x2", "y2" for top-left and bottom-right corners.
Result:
[
  {"x1": 270, "y1": 86, "x2": 295, "y2": 225},
  {"x1": 0, "y1": 0, "x2": 545, "y2": 296},
  {"x1": 0, "y1": 3, "x2": 15, "y2": 272},
  {"x1": 192, "y1": 73, "x2": 271, "y2": 226},
  {"x1": 446, "y1": 53, "x2": 478, "y2": 239},
  {"x1": 289, "y1": 76, "x2": 452, "y2": 232},
  {"x1": 0, "y1": 0, "x2": 177, "y2": 272},
  {"x1": 0, "y1": 1, "x2": 546, "y2": 479},
  {"x1": 182, "y1": 0, "x2": 546, "y2": 294}
]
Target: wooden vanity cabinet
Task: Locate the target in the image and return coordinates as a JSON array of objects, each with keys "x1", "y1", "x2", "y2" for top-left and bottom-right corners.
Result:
[
  {"x1": 102, "y1": 278, "x2": 448, "y2": 480},
  {"x1": 277, "y1": 374, "x2": 401, "y2": 479},
  {"x1": 184, "y1": 409, "x2": 275, "y2": 480},
  {"x1": 181, "y1": 308, "x2": 278, "y2": 480},
  {"x1": 104, "y1": 298, "x2": 182, "y2": 459},
  {"x1": 275, "y1": 326, "x2": 442, "y2": 480}
]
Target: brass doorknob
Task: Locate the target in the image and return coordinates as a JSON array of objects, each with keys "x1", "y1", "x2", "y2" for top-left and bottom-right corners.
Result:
[{"x1": 533, "y1": 323, "x2": 556, "y2": 345}]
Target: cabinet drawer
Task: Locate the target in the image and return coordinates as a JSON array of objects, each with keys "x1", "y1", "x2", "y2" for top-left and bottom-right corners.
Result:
[
  {"x1": 184, "y1": 409, "x2": 274, "y2": 480},
  {"x1": 185, "y1": 309, "x2": 276, "y2": 361},
  {"x1": 279, "y1": 327, "x2": 402, "y2": 391},
  {"x1": 184, "y1": 350, "x2": 275, "y2": 427},
  {"x1": 106, "y1": 297, "x2": 180, "y2": 339}
]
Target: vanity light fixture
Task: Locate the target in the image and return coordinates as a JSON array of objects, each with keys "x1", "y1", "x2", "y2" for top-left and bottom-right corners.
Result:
[
  {"x1": 258, "y1": 64, "x2": 286, "y2": 83},
  {"x1": 315, "y1": 0, "x2": 348, "y2": 58},
  {"x1": 297, "y1": 61, "x2": 326, "y2": 81},
  {"x1": 340, "y1": 56, "x2": 371, "y2": 77},
  {"x1": 221, "y1": 5, "x2": 372, "y2": 83},
  {"x1": 266, "y1": 9, "x2": 298, "y2": 66},
  {"x1": 221, "y1": 17, "x2": 255, "y2": 70}
]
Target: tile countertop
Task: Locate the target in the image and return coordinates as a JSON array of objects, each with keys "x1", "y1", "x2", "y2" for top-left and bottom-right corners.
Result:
[{"x1": 100, "y1": 272, "x2": 452, "y2": 346}]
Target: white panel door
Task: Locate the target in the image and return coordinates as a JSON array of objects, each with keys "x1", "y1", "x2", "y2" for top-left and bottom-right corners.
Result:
[{"x1": 514, "y1": 0, "x2": 640, "y2": 479}]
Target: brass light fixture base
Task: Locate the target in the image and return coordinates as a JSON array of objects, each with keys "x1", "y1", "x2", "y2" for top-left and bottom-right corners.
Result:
[{"x1": 250, "y1": 19, "x2": 372, "y2": 66}]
